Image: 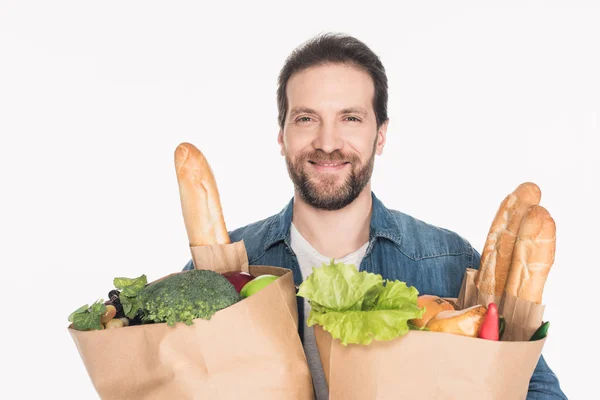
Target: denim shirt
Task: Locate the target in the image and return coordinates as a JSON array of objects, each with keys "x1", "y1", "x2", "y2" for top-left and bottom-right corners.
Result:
[{"x1": 183, "y1": 192, "x2": 566, "y2": 399}]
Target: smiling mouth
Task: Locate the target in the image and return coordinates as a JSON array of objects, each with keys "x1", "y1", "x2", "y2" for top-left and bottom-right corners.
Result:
[{"x1": 308, "y1": 161, "x2": 350, "y2": 167}]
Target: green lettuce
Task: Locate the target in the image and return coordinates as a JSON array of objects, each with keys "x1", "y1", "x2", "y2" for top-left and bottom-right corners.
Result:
[
  {"x1": 68, "y1": 300, "x2": 107, "y2": 331},
  {"x1": 113, "y1": 274, "x2": 147, "y2": 318},
  {"x1": 297, "y1": 261, "x2": 424, "y2": 346}
]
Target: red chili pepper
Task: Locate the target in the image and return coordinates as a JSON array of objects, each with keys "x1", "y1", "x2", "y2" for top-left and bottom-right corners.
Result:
[{"x1": 478, "y1": 302, "x2": 499, "y2": 341}]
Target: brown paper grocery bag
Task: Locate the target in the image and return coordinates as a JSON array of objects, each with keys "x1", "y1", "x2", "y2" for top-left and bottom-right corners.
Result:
[
  {"x1": 313, "y1": 267, "x2": 547, "y2": 400},
  {"x1": 315, "y1": 326, "x2": 545, "y2": 400},
  {"x1": 69, "y1": 241, "x2": 313, "y2": 400}
]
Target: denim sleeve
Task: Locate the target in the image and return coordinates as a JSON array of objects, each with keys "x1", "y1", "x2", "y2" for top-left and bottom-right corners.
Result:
[
  {"x1": 527, "y1": 354, "x2": 567, "y2": 399},
  {"x1": 182, "y1": 258, "x2": 194, "y2": 271},
  {"x1": 470, "y1": 246, "x2": 481, "y2": 271}
]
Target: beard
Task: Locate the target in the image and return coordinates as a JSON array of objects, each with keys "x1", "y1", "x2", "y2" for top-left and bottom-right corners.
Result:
[{"x1": 285, "y1": 141, "x2": 377, "y2": 211}]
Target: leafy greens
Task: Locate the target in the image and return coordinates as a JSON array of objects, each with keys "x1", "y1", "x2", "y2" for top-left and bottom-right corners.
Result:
[
  {"x1": 297, "y1": 261, "x2": 424, "y2": 346},
  {"x1": 68, "y1": 300, "x2": 107, "y2": 331},
  {"x1": 113, "y1": 274, "x2": 147, "y2": 319}
]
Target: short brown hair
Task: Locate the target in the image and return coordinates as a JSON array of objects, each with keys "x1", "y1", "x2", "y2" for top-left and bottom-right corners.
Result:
[{"x1": 277, "y1": 32, "x2": 389, "y2": 130}]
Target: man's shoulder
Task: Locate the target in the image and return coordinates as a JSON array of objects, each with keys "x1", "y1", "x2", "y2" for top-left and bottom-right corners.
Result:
[
  {"x1": 228, "y1": 214, "x2": 279, "y2": 261},
  {"x1": 385, "y1": 207, "x2": 476, "y2": 260},
  {"x1": 229, "y1": 215, "x2": 275, "y2": 242}
]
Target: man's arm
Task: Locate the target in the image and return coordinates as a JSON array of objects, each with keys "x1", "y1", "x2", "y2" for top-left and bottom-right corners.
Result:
[
  {"x1": 527, "y1": 354, "x2": 567, "y2": 399},
  {"x1": 182, "y1": 258, "x2": 194, "y2": 271}
]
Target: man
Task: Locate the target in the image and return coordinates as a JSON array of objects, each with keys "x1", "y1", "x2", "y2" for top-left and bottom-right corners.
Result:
[{"x1": 184, "y1": 33, "x2": 566, "y2": 399}]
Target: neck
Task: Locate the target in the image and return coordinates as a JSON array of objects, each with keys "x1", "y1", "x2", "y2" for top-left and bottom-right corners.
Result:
[{"x1": 292, "y1": 186, "x2": 373, "y2": 259}]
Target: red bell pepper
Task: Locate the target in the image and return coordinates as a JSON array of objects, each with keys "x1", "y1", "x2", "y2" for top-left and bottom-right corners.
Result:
[{"x1": 478, "y1": 302, "x2": 499, "y2": 341}]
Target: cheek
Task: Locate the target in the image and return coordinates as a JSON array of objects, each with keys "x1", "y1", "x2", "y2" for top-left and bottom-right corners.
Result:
[
  {"x1": 346, "y1": 136, "x2": 377, "y2": 160},
  {"x1": 283, "y1": 133, "x2": 312, "y2": 156}
]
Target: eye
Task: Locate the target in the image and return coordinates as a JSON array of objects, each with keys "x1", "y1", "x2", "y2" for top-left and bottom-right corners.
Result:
[
  {"x1": 345, "y1": 116, "x2": 361, "y2": 122},
  {"x1": 296, "y1": 116, "x2": 313, "y2": 123}
]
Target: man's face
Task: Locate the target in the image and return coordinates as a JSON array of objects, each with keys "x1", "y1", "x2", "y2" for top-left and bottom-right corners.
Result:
[{"x1": 278, "y1": 63, "x2": 388, "y2": 211}]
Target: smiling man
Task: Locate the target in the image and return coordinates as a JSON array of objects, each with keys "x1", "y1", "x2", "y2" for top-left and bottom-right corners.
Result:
[
  {"x1": 280, "y1": 60, "x2": 384, "y2": 263},
  {"x1": 184, "y1": 33, "x2": 566, "y2": 399}
]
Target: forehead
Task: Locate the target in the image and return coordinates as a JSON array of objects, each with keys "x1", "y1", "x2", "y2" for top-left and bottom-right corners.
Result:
[{"x1": 286, "y1": 63, "x2": 375, "y2": 112}]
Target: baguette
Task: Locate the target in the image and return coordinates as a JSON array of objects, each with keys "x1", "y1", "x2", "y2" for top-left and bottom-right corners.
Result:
[
  {"x1": 505, "y1": 205, "x2": 556, "y2": 304},
  {"x1": 475, "y1": 182, "x2": 541, "y2": 296},
  {"x1": 174, "y1": 142, "x2": 230, "y2": 246}
]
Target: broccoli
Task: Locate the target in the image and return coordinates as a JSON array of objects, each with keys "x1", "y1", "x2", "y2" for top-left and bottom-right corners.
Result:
[{"x1": 138, "y1": 269, "x2": 241, "y2": 326}]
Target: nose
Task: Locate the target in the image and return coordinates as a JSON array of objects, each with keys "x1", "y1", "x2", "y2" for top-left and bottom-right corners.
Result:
[{"x1": 312, "y1": 120, "x2": 344, "y2": 153}]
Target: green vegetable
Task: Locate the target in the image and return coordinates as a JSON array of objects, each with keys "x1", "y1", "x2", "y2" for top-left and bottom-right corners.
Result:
[
  {"x1": 530, "y1": 321, "x2": 550, "y2": 341},
  {"x1": 297, "y1": 261, "x2": 424, "y2": 346},
  {"x1": 499, "y1": 316, "x2": 506, "y2": 340},
  {"x1": 139, "y1": 270, "x2": 241, "y2": 326},
  {"x1": 113, "y1": 274, "x2": 147, "y2": 319},
  {"x1": 408, "y1": 323, "x2": 430, "y2": 331},
  {"x1": 68, "y1": 300, "x2": 107, "y2": 331}
]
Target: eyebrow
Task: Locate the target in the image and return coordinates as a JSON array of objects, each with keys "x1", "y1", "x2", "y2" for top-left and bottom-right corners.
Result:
[
  {"x1": 289, "y1": 107, "x2": 368, "y2": 118},
  {"x1": 339, "y1": 107, "x2": 368, "y2": 117},
  {"x1": 289, "y1": 107, "x2": 317, "y2": 117}
]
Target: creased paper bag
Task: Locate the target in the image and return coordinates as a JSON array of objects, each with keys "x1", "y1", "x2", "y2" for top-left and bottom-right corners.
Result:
[
  {"x1": 69, "y1": 240, "x2": 314, "y2": 400},
  {"x1": 457, "y1": 268, "x2": 546, "y2": 342},
  {"x1": 314, "y1": 267, "x2": 547, "y2": 400}
]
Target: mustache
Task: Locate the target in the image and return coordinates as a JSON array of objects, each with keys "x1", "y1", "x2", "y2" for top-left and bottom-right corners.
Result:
[{"x1": 297, "y1": 150, "x2": 359, "y2": 164}]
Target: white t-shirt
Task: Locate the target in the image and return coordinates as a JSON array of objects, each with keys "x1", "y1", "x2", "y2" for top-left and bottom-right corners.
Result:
[{"x1": 290, "y1": 223, "x2": 369, "y2": 400}]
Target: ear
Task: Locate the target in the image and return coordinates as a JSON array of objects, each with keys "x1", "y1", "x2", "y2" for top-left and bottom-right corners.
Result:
[
  {"x1": 375, "y1": 120, "x2": 388, "y2": 155},
  {"x1": 277, "y1": 130, "x2": 285, "y2": 156}
]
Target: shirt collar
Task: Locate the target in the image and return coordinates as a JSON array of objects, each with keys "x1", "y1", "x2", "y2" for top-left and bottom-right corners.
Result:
[{"x1": 263, "y1": 192, "x2": 403, "y2": 251}]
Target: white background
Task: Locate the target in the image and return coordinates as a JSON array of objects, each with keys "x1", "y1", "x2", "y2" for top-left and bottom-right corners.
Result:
[{"x1": 1, "y1": 1, "x2": 597, "y2": 398}]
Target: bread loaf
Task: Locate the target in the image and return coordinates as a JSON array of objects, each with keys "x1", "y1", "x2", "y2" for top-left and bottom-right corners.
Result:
[
  {"x1": 426, "y1": 305, "x2": 487, "y2": 338},
  {"x1": 409, "y1": 295, "x2": 456, "y2": 328},
  {"x1": 174, "y1": 143, "x2": 230, "y2": 246},
  {"x1": 505, "y1": 205, "x2": 556, "y2": 304},
  {"x1": 475, "y1": 182, "x2": 541, "y2": 296}
]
